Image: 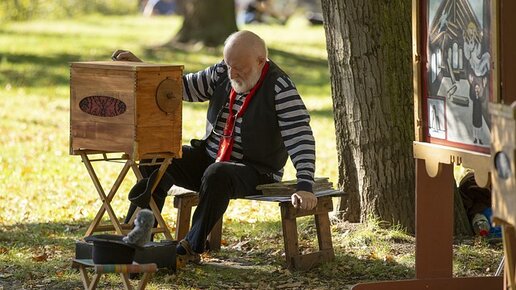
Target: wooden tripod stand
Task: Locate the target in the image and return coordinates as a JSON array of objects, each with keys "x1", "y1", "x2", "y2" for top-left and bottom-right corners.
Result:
[{"x1": 79, "y1": 151, "x2": 174, "y2": 240}]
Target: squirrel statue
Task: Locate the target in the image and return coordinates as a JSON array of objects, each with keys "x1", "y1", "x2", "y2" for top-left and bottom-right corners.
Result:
[{"x1": 123, "y1": 209, "x2": 155, "y2": 247}]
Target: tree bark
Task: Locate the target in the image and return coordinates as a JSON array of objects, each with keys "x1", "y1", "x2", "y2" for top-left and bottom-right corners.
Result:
[
  {"x1": 321, "y1": 0, "x2": 415, "y2": 232},
  {"x1": 175, "y1": 0, "x2": 186, "y2": 15},
  {"x1": 172, "y1": 0, "x2": 238, "y2": 47}
]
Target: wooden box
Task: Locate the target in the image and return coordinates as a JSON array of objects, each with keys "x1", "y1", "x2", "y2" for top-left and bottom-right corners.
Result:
[
  {"x1": 70, "y1": 61, "x2": 183, "y2": 160},
  {"x1": 490, "y1": 102, "x2": 516, "y2": 226}
]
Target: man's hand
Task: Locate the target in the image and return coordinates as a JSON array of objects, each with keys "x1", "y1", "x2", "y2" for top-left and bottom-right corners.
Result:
[
  {"x1": 291, "y1": 191, "x2": 317, "y2": 210},
  {"x1": 111, "y1": 50, "x2": 142, "y2": 62}
]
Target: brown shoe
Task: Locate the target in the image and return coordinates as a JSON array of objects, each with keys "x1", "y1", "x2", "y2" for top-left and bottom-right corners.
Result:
[{"x1": 176, "y1": 239, "x2": 201, "y2": 268}]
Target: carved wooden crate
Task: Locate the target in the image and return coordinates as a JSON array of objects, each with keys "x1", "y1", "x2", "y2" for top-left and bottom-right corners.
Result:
[
  {"x1": 70, "y1": 61, "x2": 183, "y2": 160},
  {"x1": 490, "y1": 103, "x2": 516, "y2": 226}
]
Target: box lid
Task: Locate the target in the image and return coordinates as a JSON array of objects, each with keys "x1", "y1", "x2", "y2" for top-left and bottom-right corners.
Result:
[{"x1": 70, "y1": 61, "x2": 183, "y2": 72}]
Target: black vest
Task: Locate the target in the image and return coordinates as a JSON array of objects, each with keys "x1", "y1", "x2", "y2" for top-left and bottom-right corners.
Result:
[{"x1": 201, "y1": 61, "x2": 289, "y2": 174}]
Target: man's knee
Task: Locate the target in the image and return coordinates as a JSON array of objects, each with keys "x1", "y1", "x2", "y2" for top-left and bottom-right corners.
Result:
[{"x1": 201, "y1": 162, "x2": 234, "y2": 186}]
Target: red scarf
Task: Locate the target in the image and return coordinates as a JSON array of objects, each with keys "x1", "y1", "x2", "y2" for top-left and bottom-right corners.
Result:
[{"x1": 216, "y1": 62, "x2": 270, "y2": 162}]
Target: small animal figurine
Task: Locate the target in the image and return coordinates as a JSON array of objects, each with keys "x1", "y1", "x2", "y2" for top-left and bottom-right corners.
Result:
[{"x1": 123, "y1": 209, "x2": 155, "y2": 247}]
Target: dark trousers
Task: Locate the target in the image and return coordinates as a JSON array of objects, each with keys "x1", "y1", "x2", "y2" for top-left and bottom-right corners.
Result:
[{"x1": 139, "y1": 144, "x2": 274, "y2": 253}]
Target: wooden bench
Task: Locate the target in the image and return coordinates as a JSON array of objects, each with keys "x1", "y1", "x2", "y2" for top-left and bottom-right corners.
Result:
[
  {"x1": 170, "y1": 179, "x2": 345, "y2": 270},
  {"x1": 72, "y1": 259, "x2": 157, "y2": 290}
]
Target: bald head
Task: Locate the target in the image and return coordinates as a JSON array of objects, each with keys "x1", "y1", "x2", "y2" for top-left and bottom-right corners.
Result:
[
  {"x1": 224, "y1": 30, "x2": 268, "y2": 62},
  {"x1": 223, "y1": 31, "x2": 269, "y2": 93}
]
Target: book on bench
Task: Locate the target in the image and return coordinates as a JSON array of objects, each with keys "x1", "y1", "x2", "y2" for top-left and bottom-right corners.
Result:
[{"x1": 256, "y1": 177, "x2": 334, "y2": 196}]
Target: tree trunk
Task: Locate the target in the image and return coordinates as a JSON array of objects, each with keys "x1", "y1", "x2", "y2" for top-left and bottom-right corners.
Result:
[
  {"x1": 175, "y1": 0, "x2": 186, "y2": 15},
  {"x1": 172, "y1": 0, "x2": 238, "y2": 47},
  {"x1": 321, "y1": 0, "x2": 415, "y2": 232}
]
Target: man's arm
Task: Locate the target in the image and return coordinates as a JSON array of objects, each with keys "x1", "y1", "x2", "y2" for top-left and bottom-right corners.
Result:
[
  {"x1": 182, "y1": 61, "x2": 226, "y2": 102},
  {"x1": 274, "y1": 75, "x2": 317, "y2": 210}
]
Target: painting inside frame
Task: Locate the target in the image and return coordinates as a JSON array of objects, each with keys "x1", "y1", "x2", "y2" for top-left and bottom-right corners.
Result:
[{"x1": 422, "y1": 0, "x2": 494, "y2": 153}]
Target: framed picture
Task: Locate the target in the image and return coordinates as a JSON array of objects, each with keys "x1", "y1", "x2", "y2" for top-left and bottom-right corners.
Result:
[{"x1": 418, "y1": 0, "x2": 498, "y2": 154}]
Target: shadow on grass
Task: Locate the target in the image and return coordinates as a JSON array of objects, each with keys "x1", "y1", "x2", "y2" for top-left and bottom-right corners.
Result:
[
  {"x1": 0, "y1": 220, "x2": 87, "y2": 245},
  {"x1": 1, "y1": 43, "x2": 330, "y2": 94},
  {"x1": 174, "y1": 252, "x2": 414, "y2": 289},
  {"x1": 0, "y1": 220, "x2": 90, "y2": 289},
  {"x1": 209, "y1": 219, "x2": 415, "y2": 288},
  {"x1": 142, "y1": 45, "x2": 222, "y2": 73},
  {"x1": 0, "y1": 52, "x2": 83, "y2": 88},
  {"x1": 0, "y1": 218, "x2": 415, "y2": 288}
]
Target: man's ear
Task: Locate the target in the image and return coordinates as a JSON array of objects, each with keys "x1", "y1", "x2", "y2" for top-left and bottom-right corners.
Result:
[{"x1": 258, "y1": 56, "x2": 266, "y2": 67}]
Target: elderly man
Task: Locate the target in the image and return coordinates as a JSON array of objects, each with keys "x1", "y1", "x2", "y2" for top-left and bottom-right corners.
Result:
[{"x1": 113, "y1": 30, "x2": 316, "y2": 263}]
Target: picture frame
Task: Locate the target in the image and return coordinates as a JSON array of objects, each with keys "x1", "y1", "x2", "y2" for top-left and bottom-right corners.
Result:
[{"x1": 415, "y1": 0, "x2": 499, "y2": 154}]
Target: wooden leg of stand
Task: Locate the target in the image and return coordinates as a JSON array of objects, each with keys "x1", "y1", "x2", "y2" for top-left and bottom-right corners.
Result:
[
  {"x1": 126, "y1": 163, "x2": 145, "y2": 225},
  {"x1": 148, "y1": 197, "x2": 173, "y2": 240},
  {"x1": 147, "y1": 158, "x2": 173, "y2": 240},
  {"x1": 89, "y1": 274, "x2": 101, "y2": 290},
  {"x1": 149, "y1": 158, "x2": 172, "y2": 193},
  {"x1": 174, "y1": 194, "x2": 197, "y2": 241},
  {"x1": 208, "y1": 217, "x2": 222, "y2": 251},
  {"x1": 415, "y1": 159, "x2": 454, "y2": 279},
  {"x1": 131, "y1": 162, "x2": 144, "y2": 181},
  {"x1": 81, "y1": 153, "x2": 132, "y2": 236},
  {"x1": 315, "y1": 197, "x2": 334, "y2": 253},
  {"x1": 120, "y1": 273, "x2": 132, "y2": 290},
  {"x1": 78, "y1": 265, "x2": 101, "y2": 290},
  {"x1": 280, "y1": 203, "x2": 299, "y2": 270},
  {"x1": 137, "y1": 272, "x2": 153, "y2": 290},
  {"x1": 78, "y1": 266, "x2": 91, "y2": 289}
]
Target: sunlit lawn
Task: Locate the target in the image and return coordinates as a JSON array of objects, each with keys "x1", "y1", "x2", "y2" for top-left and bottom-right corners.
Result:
[
  {"x1": 0, "y1": 14, "x2": 502, "y2": 290},
  {"x1": 0, "y1": 13, "x2": 336, "y2": 224},
  {"x1": 0, "y1": 14, "x2": 343, "y2": 288}
]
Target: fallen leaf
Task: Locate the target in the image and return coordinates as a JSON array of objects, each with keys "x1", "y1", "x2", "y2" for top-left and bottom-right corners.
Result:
[
  {"x1": 383, "y1": 255, "x2": 395, "y2": 263},
  {"x1": 368, "y1": 251, "x2": 378, "y2": 260},
  {"x1": 32, "y1": 253, "x2": 48, "y2": 262}
]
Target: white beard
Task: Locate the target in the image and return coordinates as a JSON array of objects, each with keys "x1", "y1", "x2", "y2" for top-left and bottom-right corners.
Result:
[
  {"x1": 229, "y1": 79, "x2": 248, "y2": 94},
  {"x1": 229, "y1": 67, "x2": 262, "y2": 94}
]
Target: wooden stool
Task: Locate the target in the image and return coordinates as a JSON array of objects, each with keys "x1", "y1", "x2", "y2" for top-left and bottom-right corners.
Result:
[
  {"x1": 72, "y1": 259, "x2": 157, "y2": 290},
  {"x1": 171, "y1": 182, "x2": 345, "y2": 270},
  {"x1": 247, "y1": 192, "x2": 339, "y2": 270}
]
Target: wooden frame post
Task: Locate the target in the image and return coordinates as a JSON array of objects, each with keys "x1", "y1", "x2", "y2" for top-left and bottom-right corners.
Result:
[
  {"x1": 415, "y1": 159, "x2": 454, "y2": 279},
  {"x1": 352, "y1": 158, "x2": 502, "y2": 290}
]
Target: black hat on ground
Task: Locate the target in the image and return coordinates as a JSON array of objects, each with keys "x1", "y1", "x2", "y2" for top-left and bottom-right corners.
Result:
[{"x1": 84, "y1": 234, "x2": 137, "y2": 264}]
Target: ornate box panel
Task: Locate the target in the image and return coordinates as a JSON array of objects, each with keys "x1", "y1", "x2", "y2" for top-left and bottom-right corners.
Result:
[{"x1": 70, "y1": 61, "x2": 183, "y2": 160}]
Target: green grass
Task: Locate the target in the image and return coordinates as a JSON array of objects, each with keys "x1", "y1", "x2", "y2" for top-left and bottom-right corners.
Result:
[{"x1": 0, "y1": 14, "x2": 502, "y2": 289}]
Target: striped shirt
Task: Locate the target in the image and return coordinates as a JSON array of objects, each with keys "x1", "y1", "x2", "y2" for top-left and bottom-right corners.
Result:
[{"x1": 182, "y1": 60, "x2": 315, "y2": 189}]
